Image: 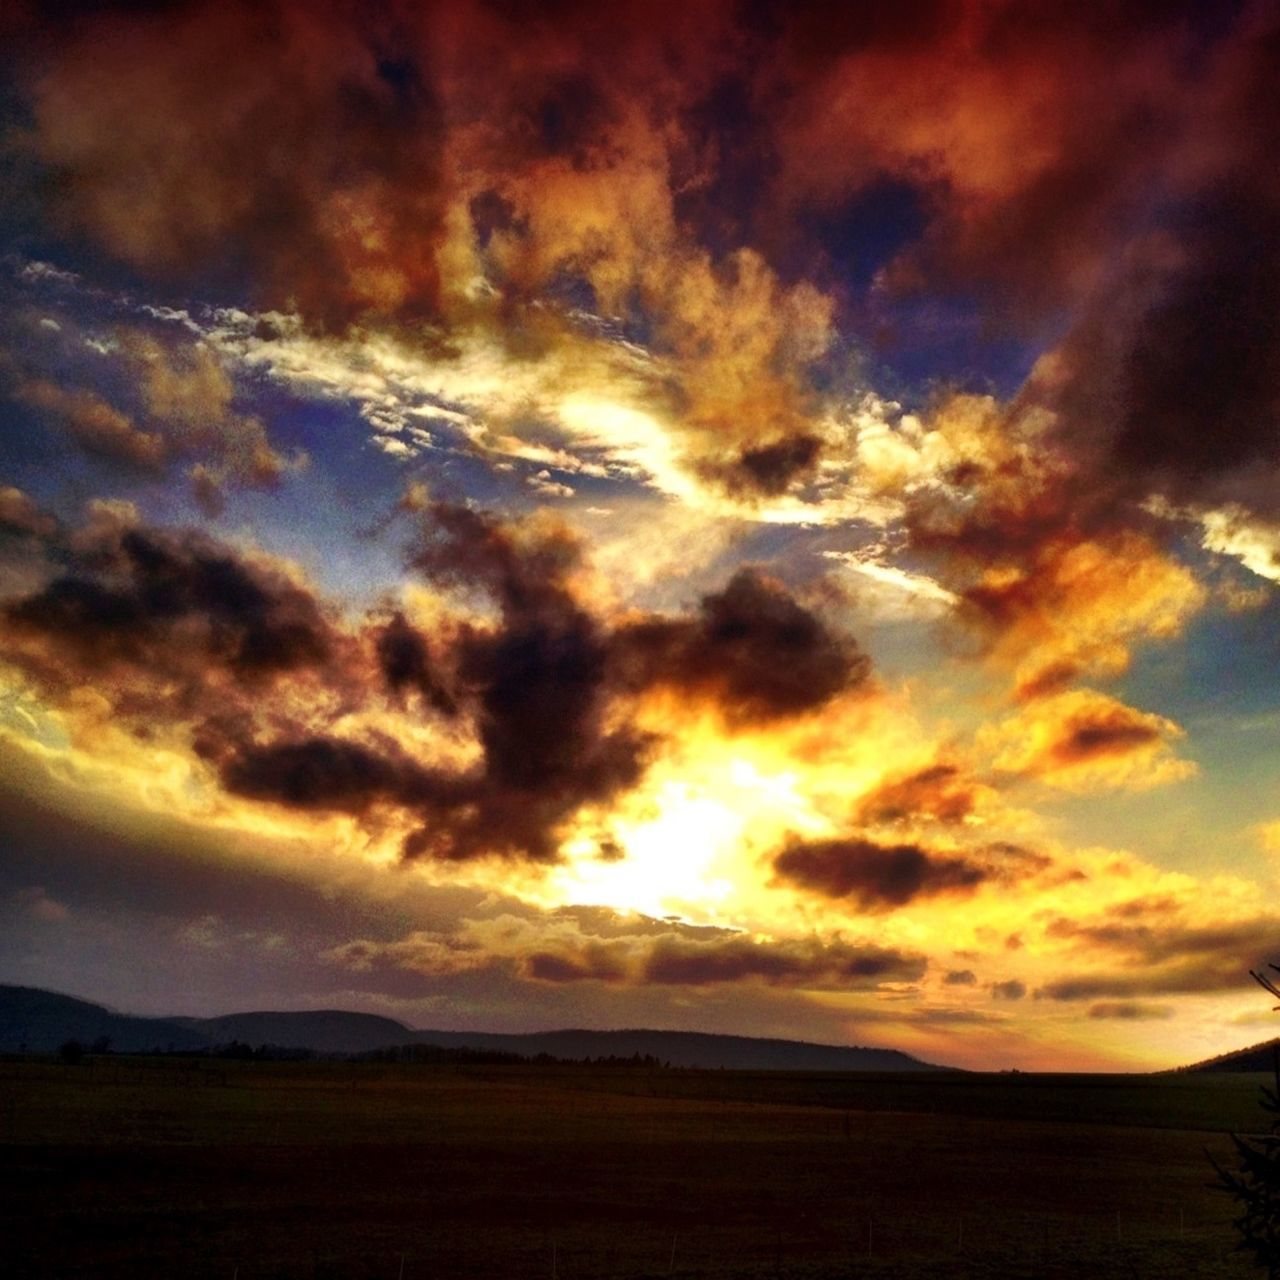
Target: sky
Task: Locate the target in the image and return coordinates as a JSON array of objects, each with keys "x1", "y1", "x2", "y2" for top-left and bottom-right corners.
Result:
[{"x1": 0, "y1": 0, "x2": 1278, "y2": 1071}]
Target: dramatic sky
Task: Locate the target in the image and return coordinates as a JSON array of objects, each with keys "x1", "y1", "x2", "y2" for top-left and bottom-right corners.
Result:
[{"x1": 1, "y1": 0, "x2": 1279, "y2": 1070}]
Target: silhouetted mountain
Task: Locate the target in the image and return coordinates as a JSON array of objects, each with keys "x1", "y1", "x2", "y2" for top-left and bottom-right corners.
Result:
[
  {"x1": 408, "y1": 1027, "x2": 939, "y2": 1071},
  {"x1": 1176, "y1": 1037, "x2": 1280, "y2": 1073},
  {"x1": 0, "y1": 985, "x2": 209, "y2": 1053},
  {"x1": 0, "y1": 983, "x2": 945, "y2": 1069},
  {"x1": 181, "y1": 1010, "x2": 417, "y2": 1055}
]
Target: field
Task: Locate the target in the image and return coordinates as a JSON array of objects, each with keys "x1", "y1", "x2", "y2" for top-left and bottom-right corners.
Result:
[{"x1": 0, "y1": 1057, "x2": 1270, "y2": 1279}]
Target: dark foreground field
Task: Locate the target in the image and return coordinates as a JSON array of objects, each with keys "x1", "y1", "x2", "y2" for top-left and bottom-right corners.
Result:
[{"x1": 0, "y1": 1058, "x2": 1268, "y2": 1279}]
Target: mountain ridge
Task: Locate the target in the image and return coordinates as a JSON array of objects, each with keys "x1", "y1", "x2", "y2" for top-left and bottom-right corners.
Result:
[
  {"x1": 1173, "y1": 1036, "x2": 1280, "y2": 1074},
  {"x1": 0, "y1": 983, "x2": 944, "y2": 1070}
]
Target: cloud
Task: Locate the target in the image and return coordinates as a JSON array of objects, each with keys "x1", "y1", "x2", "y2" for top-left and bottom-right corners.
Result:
[
  {"x1": 0, "y1": 500, "x2": 640, "y2": 864},
  {"x1": 10, "y1": 0, "x2": 1278, "y2": 543},
  {"x1": 697, "y1": 434, "x2": 823, "y2": 499},
  {"x1": 220, "y1": 736, "x2": 434, "y2": 815},
  {"x1": 1040, "y1": 911, "x2": 1280, "y2": 999},
  {"x1": 0, "y1": 487, "x2": 57, "y2": 539},
  {"x1": 17, "y1": 1, "x2": 448, "y2": 330},
  {"x1": 18, "y1": 379, "x2": 167, "y2": 471},
  {"x1": 990, "y1": 980, "x2": 1026, "y2": 1001},
  {"x1": 771, "y1": 2, "x2": 1192, "y2": 313},
  {"x1": 995, "y1": 9, "x2": 1280, "y2": 542},
  {"x1": 0, "y1": 498, "x2": 884, "y2": 867},
  {"x1": 824, "y1": 548, "x2": 959, "y2": 621},
  {"x1": 374, "y1": 611, "x2": 457, "y2": 716},
  {"x1": 12, "y1": 885, "x2": 70, "y2": 923},
  {"x1": 979, "y1": 689, "x2": 1193, "y2": 791},
  {"x1": 396, "y1": 501, "x2": 655, "y2": 861},
  {"x1": 772, "y1": 835, "x2": 988, "y2": 911},
  {"x1": 10, "y1": 330, "x2": 304, "y2": 506},
  {"x1": 327, "y1": 908, "x2": 927, "y2": 992},
  {"x1": 5, "y1": 0, "x2": 833, "y2": 510},
  {"x1": 4, "y1": 518, "x2": 337, "y2": 702},
  {"x1": 1087, "y1": 1001, "x2": 1174, "y2": 1021},
  {"x1": 961, "y1": 531, "x2": 1205, "y2": 698},
  {"x1": 853, "y1": 762, "x2": 983, "y2": 826},
  {"x1": 615, "y1": 568, "x2": 870, "y2": 725},
  {"x1": 6, "y1": 2, "x2": 1280, "y2": 1064},
  {"x1": 1194, "y1": 505, "x2": 1280, "y2": 585}
]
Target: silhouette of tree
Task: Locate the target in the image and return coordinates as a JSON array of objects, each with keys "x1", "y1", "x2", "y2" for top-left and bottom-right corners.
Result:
[
  {"x1": 57, "y1": 1039, "x2": 84, "y2": 1065},
  {"x1": 1215, "y1": 964, "x2": 1280, "y2": 1278}
]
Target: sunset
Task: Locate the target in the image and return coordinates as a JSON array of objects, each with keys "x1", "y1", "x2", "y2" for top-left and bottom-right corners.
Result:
[{"x1": 2, "y1": 0, "x2": 1280, "y2": 1091}]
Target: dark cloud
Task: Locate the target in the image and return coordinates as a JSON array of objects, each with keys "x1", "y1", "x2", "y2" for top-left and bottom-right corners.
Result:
[
  {"x1": 375, "y1": 611, "x2": 456, "y2": 715},
  {"x1": 698, "y1": 434, "x2": 823, "y2": 499},
  {"x1": 772, "y1": 835, "x2": 987, "y2": 910},
  {"x1": 1087, "y1": 1001, "x2": 1173, "y2": 1021},
  {"x1": 1107, "y1": 199, "x2": 1280, "y2": 495},
  {"x1": 944, "y1": 969, "x2": 977, "y2": 986},
  {"x1": 990, "y1": 979, "x2": 1026, "y2": 1001},
  {"x1": 617, "y1": 568, "x2": 869, "y2": 724},
  {"x1": 0, "y1": 500, "x2": 653, "y2": 864},
  {"x1": 1033, "y1": 7, "x2": 1280, "y2": 517},
  {"x1": 640, "y1": 933, "x2": 921, "y2": 988},
  {"x1": 220, "y1": 736, "x2": 431, "y2": 814},
  {"x1": 1, "y1": 500, "x2": 879, "y2": 864},
  {"x1": 523, "y1": 946, "x2": 629, "y2": 984},
  {"x1": 769, "y1": 0, "x2": 1196, "y2": 317},
  {"x1": 1048, "y1": 715, "x2": 1161, "y2": 766},
  {"x1": 13, "y1": 1, "x2": 447, "y2": 330},
  {"x1": 227, "y1": 504, "x2": 866, "y2": 863},
  {"x1": 5, "y1": 521, "x2": 335, "y2": 690},
  {"x1": 400, "y1": 502, "x2": 654, "y2": 861},
  {"x1": 518, "y1": 929, "x2": 925, "y2": 990}
]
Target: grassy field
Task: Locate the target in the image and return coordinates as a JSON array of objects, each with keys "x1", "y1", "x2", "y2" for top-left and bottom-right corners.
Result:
[{"x1": 0, "y1": 1057, "x2": 1269, "y2": 1278}]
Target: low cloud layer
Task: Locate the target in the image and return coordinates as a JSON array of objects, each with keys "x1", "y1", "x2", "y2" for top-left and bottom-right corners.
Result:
[{"x1": 327, "y1": 908, "x2": 926, "y2": 993}]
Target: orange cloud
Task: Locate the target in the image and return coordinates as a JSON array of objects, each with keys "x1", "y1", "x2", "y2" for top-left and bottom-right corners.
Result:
[
  {"x1": 963, "y1": 531, "x2": 1205, "y2": 697},
  {"x1": 979, "y1": 689, "x2": 1193, "y2": 791},
  {"x1": 853, "y1": 761, "x2": 985, "y2": 827}
]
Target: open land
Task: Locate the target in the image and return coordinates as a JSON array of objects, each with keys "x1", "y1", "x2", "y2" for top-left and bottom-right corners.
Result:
[{"x1": 0, "y1": 1058, "x2": 1268, "y2": 1279}]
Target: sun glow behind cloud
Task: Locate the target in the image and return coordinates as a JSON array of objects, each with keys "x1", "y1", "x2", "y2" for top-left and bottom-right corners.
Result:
[{"x1": 549, "y1": 755, "x2": 822, "y2": 921}]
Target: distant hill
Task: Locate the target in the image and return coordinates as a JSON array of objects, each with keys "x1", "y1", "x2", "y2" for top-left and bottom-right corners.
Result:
[
  {"x1": 180, "y1": 1010, "x2": 419, "y2": 1055},
  {"x1": 1177, "y1": 1037, "x2": 1280, "y2": 1074},
  {"x1": 0, "y1": 983, "x2": 945, "y2": 1069},
  {"x1": 0, "y1": 985, "x2": 210, "y2": 1054},
  {"x1": 406, "y1": 1027, "x2": 937, "y2": 1071}
]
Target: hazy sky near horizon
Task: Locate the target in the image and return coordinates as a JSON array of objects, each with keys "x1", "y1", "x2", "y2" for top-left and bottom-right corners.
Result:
[{"x1": 2, "y1": 0, "x2": 1279, "y2": 1070}]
